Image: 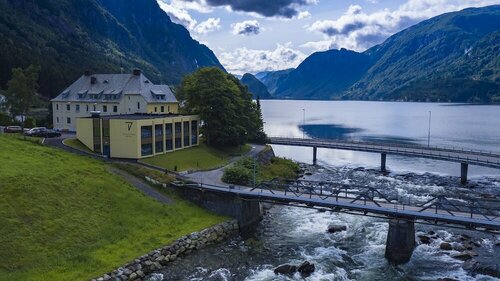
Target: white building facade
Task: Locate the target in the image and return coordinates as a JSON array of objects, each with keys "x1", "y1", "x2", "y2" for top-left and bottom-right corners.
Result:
[{"x1": 51, "y1": 69, "x2": 179, "y2": 131}]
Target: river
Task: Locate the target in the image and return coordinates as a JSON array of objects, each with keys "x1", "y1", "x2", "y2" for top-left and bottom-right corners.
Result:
[{"x1": 154, "y1": 101, "x2": 500, "y2": 281}]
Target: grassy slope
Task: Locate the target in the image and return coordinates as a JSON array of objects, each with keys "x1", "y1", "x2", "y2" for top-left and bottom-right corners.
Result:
[
  {"x1": 141, "y1": 143, "x2": 251, "y2": 172},
  {"x1": 63, "y1": 138, "x2": 95, "y2": 154},
  {"x1": 0, "y1": 135, "x2": 225, "y2": 281}
]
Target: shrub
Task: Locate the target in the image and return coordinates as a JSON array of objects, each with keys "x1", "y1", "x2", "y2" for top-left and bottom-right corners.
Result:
[
  {"x1": 24, "y1": 116, "x2": 36, "y2": 128},
  {"x1": 222, "y1": 165, "x2": 252, "y2": 185}
]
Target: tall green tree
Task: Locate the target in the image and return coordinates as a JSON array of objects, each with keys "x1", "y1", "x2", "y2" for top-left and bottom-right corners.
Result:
[
  {"x1": 177, "y1": 67, "x2": 267, "y2": 147},
  {"x1": 4, "y1": 65, "x2": 40, "y2": 131}
]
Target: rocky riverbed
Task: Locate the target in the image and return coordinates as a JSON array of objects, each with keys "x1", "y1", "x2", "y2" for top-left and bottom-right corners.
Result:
[{"x1": 149, "y1": 163, "x2": 499, "y2": 281}]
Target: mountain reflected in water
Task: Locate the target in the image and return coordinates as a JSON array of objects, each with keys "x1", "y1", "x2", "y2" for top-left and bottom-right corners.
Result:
[{"x1": 299, "y1": 124, "x2": 418, "y2": 145}]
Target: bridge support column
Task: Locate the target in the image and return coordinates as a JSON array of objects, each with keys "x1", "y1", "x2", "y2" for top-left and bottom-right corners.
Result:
[
  {"x1": 313, "y1": 147, "x2": 317, "y2": 165},
  {"x1": 381, "y1": 153, "x2": 387, "y2": 172},
  {"x1": 461, "y1": 163, "x2": 468, "y2": 184},
  {"x1": 385, "y1": 219, "x2": 415, "y2": 265}
]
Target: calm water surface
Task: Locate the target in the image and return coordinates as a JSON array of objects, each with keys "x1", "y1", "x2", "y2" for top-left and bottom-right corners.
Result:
[{"x1": 155, "y1": 101, "x2": 500, "y2": 281}]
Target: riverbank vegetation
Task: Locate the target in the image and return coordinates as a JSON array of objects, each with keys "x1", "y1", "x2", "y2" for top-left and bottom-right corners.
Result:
[
  {"x1": 140, "y1": 143, "x2": 250, "y2": 172},
  {"x1": 176, "y1": 67, "x2": 267, "y2": 147},
  {"x1": 222, "y1": 156, "x2": 300, "y2": 186},
  {"x1": 0, "y1": 135, "x2": 225, "y2": 281}
]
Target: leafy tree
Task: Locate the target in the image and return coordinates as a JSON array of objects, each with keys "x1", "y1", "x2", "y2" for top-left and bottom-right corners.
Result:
[
  {"x1": 177, "y1": 67, "x2": 267, "y2": 147},
  {"x1": 4, "y1": 65, "x2": 40, "y2": 132}
]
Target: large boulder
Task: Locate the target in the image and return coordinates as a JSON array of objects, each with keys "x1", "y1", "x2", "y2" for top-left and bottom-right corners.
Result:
[
  {"x1": 418, "y1": 235, "x2": 431, "y2": 244},
  {"x1": 327, "y1": 224, "x2": 347, "y2": 233},
  {"x1": 274, "y1": 264, "x2": 297, "y2": 276},
  {"x1": 297, "y1": 261, "x2": 315, "y2": 277},
  {"x1": 440, "y1": 242, "x2": 452, "y2": 251}
]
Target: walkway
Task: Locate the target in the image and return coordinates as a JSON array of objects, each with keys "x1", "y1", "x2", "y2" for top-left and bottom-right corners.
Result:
[
  {"x1": 185, "y1": 144, "x2": 266, "y2": 187},
  {"x1": 269, "y1": 137, "x2": 500, "y2": 169},
  {"x1": 107, "y1": 166, "x2": 172, "y2": 204}
]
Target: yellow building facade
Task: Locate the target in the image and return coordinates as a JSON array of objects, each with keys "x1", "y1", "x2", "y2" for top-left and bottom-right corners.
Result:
[{"x1": 77, "y1": 113, "x2": 199, "y2": 159}]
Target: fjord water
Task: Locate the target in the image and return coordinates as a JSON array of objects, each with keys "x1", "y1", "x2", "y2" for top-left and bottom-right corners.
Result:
[{"x1": 158, "y1": 101, "x2": 500, "y2": 281}]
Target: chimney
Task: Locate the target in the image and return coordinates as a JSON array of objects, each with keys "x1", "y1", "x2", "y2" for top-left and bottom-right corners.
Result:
[
  {"x1": 84, "y1": 70, "x2": 91, "y2": 76},
  {"x1": 132, "y1": 69, "x2": 141, "y2": 76},
  {"x1": 90, "y1": 76, "x2": 97, "y2": 84}
]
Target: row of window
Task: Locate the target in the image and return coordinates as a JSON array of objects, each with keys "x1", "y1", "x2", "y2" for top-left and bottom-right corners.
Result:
[
  {"x1": 55, "y1": 117, "x2": 72, "y2": 124},
  {"x1": 140, "y1": 121, "x2": 198, "y2": 156},
  {"x1": 56, "y1": 103, "x2": 118, "y2": 113}
]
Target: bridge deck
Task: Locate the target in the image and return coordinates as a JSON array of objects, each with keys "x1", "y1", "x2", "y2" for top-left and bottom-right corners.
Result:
[
  {"x1": 178, "y1": 182, "x2": 500, "y2": 232},
  {"x1": 269, "y1": 137, "x2": 500, "y2": 169}
]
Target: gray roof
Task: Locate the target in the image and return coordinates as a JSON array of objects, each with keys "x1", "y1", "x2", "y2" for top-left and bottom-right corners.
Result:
[{"x1": 51, "y1": 73, "x2": 177, "y2": 103}]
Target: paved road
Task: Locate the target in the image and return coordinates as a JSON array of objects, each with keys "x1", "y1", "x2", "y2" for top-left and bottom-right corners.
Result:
[
  {"x1": 270, "y1": 137, "x2": 500, "y2": 169},
  {"x1": 185, "y1": 144, "x2": 266, "y2": 187}
]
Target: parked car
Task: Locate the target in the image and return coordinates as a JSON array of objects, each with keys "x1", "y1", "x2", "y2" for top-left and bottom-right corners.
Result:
[
  {"x1": 24, "y1": 127, "x2": 47, "y2": 137},
  {"x1": 44, "y1": 129, "x2": 62, "y2": 138},
  {"x1": 3, "y1": 126, "x2": 23, "y2": 133}
]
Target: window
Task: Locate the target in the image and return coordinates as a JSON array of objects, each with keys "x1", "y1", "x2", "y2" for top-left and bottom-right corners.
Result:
[
  {"x1": 183, "y1": 121, "x2": 190, "y2": 147},
  {"x1": 165, "y1": 123, "x2": 173, "y2": 151},
  {"x1": 76, "y1": 104, "x2": 80, "y2": 112},
  {"x1": 93, "y1": 105, "x2": 96, "y2": 111},
  {"x1": 86, "y1": 105, "x2": 89, "y2": 112},
  {"x1": 103, "y1": 105, "x2": 107, "y2": 112},
  {"x1": 154, "y1": 107, "x2": 157, "y2": 113},
  {"x1": 191, "y1": 120, "x2": 198, "y2": 145},
  {"x1": 66, "y1": 104, "x2": 70, "y2": 111},
  {"x1": 56, "y1": 104, "x2": 59, "y2": 111},
  {"x1": 137, "y1": 102, "x2": 140, "y2": 109},
  {"x1": 67, "y1": 117, "x2": 71, "y2": 124},
  {"x1": 141, "y1": 126, "x2": 153, "y2": 156},
  {"x1": 113, "y1": 105, "x2": 118, "y2": 113},
  {"x1": 161, "y1": 106, "x2": 165, "y2": 113},
  {"x1": 56, "y1": 117, "x2": 59, "y2": 123},
  {"x1": 167, "y1": 105, "x2": 170, "y2": 112},
  {"x1": 175, "y1": 122, "x2": 182, "y2": 149}
]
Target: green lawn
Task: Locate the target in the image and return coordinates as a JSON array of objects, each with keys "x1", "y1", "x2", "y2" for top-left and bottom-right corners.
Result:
[
  {"x1": 0, "y1": 135, "x2": 226, "y2": 281},
  {"x1": 140, "y1": 143, "x2": 251, "y2": 172},
  {"x1": 63, "y1": 138, "x2": 95, "y2": 154}
]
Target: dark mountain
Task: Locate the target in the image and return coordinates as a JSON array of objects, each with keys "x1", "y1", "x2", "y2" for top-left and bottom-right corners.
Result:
[
  {"x1": 240, "y1": 73, "x2": 273, "y2": 99},
  {"x1": 0, "y1": 0, "x2": 224, "y2": 98},
  {"x1": 256, "y1": 68, "x2": 294, "y2": 95},
  {"x1": 271, "y1": 5, "x2": 500, "y2": 102},
  {"x1": 274, "y1": 49, "x2": 373, "y2": 99}
]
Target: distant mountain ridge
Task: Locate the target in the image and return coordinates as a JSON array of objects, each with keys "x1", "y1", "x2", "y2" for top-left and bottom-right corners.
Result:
[
  {"x1": 0, "y1": 0, "x2": 224, "y2": 98},
  {"x1": 265, "y1": 5, "x2": 500, "y2": 102},
  {"x1": 240, "y1": 73, "x2": 273, "y2": 99}
]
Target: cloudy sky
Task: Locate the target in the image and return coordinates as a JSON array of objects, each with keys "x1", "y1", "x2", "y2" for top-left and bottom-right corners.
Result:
[{"x1": 157, "y1": 0, "x2": 499, "y2": 75}]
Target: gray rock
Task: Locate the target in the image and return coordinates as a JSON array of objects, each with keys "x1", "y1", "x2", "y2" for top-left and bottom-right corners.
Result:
[
  {"x1": 274, "y1": 264, "x2": 297, "y2": 276},
  {"x1": 418, "y1": 235, "x2": 431, "y2": 244},
  {"x1": 327, "y1": 224, "x2": 347, "y2": 233},
  {"x1": 297, "y1": 261, "x2": 315, "y2": 277},
  {"x1": 440, "y1": 242, "x2": 453, "y2": 251}
]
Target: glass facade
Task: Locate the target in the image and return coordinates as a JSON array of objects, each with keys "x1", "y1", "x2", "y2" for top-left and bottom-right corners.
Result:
[
  {"x1": 183, "y1": 121, "x2": 190, "y2": 147},
  {"x1": 155, "y1": 124, "x2": 163, "y2": 153},
  {"x1": 165, "y1": 123, "x2": 173, "y2": 151},
  {"x1": 174, "y1": 122, "x2": 182, "y2": 149},
  {"x1": 191, "y1": 120, "x2": 198, "y2": 145},
  {"x1": 141, "y1": 126, "x2": 153, "y2": 156}
]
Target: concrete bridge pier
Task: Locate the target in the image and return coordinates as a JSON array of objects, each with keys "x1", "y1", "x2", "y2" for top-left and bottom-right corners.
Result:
[
  {"x1": 461, "y1": 162, "x2": 468, "y2": 184},
  {"x1": 313, "y1": 147, "x2": 317, "y2": 165},
  {"x1": 385, "y1": 219, "x2": 415, "y2": 265},
  {"x1": 381, "y1": 153, "x2": 387, "y2": 172}
]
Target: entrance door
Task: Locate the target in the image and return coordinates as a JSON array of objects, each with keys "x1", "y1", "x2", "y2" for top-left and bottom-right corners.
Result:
[{"x1": 103, "y1": 145, "x2": 111, "y2": 158}]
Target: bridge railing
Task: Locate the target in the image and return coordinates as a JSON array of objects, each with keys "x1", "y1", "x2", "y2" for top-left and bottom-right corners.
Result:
[
  {"x1": 250, "y1": 179, "x2": 500, "y2": 222},
  {"x1": 268, "y1": 136, "x2": 500, "y2": 158}
]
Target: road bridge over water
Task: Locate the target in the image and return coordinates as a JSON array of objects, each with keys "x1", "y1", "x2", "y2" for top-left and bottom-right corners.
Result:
[
  {"x1": 174, "y1": 178, "x2": 500, "y2": 264},
  {"x1": 269, "y1": 137, "x2": 500, "y2": 183}
]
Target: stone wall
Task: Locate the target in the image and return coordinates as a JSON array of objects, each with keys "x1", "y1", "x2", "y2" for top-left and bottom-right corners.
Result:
[{"x1": 91, "y1": 220, "x2": 239, "y2": 281}]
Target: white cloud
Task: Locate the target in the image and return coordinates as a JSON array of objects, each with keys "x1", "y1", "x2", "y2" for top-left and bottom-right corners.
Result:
[
  {"x1": 231, "y1": 20, "x2": 261, "y2": 36},
  {"x1": 157, "y1": 0, "x2": 198, "y2": 29},
  {"x1": 300, "y1": 40, "x2": 333, "y2": 52},
  {"x1": 219, "y1": 43, "x2": 306, "y2": 74},
  {"x1": 297, "y1": 11, "x2": 312, "y2": 19},
  {"x1": 194, "y1": 18, "x2": 221, "y2": 34},
  {"x1": 307, "y1": 0, "x2": 499, "y2": 51}
]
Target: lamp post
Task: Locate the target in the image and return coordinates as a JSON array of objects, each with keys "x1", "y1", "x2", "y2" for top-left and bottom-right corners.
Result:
[
  {"x1": 427, "y1": 111, "x2": 431, "y2": 147},
  {"x1": 302, "y1": 108, "x2": 305, "y2": 139}
]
